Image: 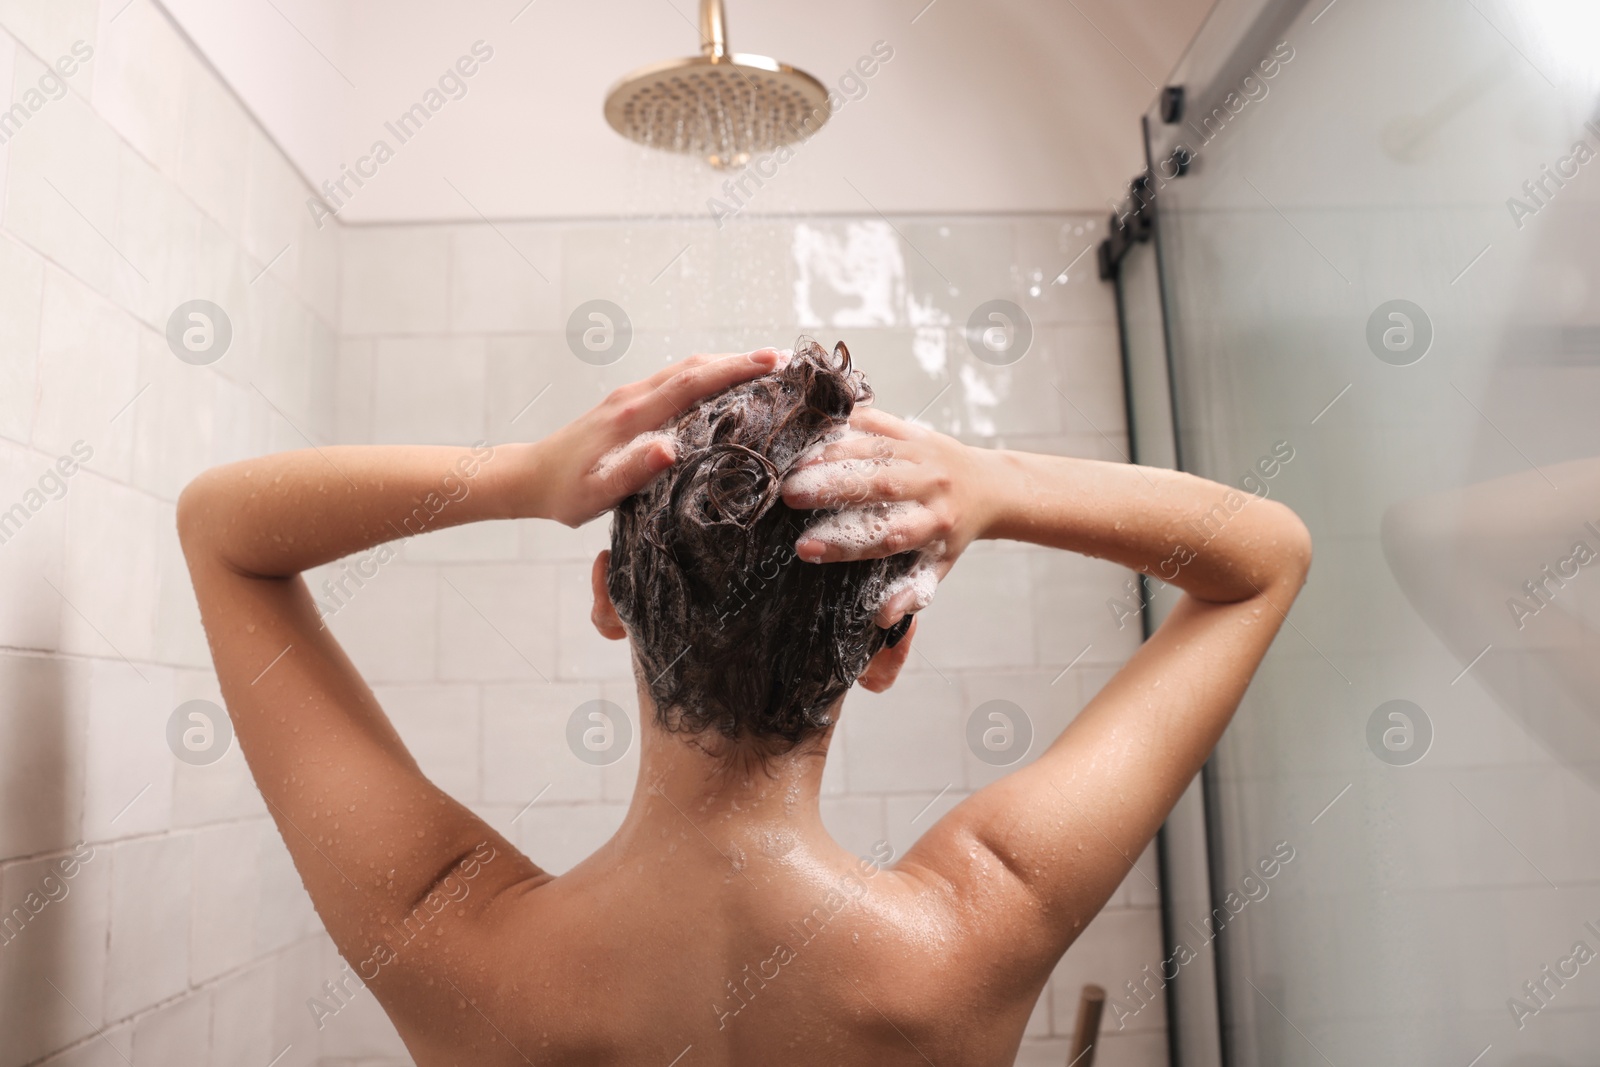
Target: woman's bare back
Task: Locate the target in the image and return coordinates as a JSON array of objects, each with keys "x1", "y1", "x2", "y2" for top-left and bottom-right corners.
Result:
[{"x1": 397, "y1": 814, "x2": 1039, "y2": 1067}]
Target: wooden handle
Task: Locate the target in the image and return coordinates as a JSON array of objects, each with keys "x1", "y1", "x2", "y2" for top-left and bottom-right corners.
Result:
[{"x1": 1068, "y1": 984, "x2": 1106, "y2": 1067}]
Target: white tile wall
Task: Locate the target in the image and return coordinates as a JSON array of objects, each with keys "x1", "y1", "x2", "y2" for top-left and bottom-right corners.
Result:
[
  {"x1": 5, "y1": 52, "x2": 120, "y2": 295},
  {"x1": 0, "y1": 655, "x2": 87, "y2": 856},
  {"x1": 0, "y1": 846, "x2": 112, "y2": 1064},
  {"x1": 0, "y1": 443, "x2": 69, "y2": 645},
  {"x1": 446, "y1": 223, "x2": 560, "y2": 333},
  {"x1": 59, "y1": 477, "x2": 161, "y2": 660},
  {"x1": 104, "y1": 834, "x2": 193, "y2": 1020},
  {"x1": 0, "y1": 232, "x2": 43, "y2": 443},
  {"x1": 34, "y1": 265, "x2": 139, "y2": 480},
  {"x1": 338, "y1": 227, "x2": 449, "y2": 336},
  {"x1": 129, "y1": 989, "x2": 210, "y2": 1066},
  {"x1": 481, "y1": 681, "x2": 606, "y2": 805},
  {"x1": 82, "y1": 658, "x2": 173, "y2": 841},
  {"x1": 0, "y1": 4, "x2": 340, "y2": 1065},
  {"x1": 209, "y1": 961, "x2": 278, "y2": 1067},
  {"x1": 0, "y1": 32, "x2": 11, "y2": 221},
  {"x1": 369, "y1": 336, "x2": 486, "y2": 445},
  {"x1": 189, "y1": 822, "x2": 263, "y2": 985},
  {"x1": 436, "y1": 563, "x2": 558, "y2": 682}
]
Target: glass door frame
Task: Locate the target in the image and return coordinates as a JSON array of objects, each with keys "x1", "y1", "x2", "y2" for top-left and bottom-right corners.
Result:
[{"x1": 1106, "y1": 3, "x2": 1318, "y2": 1062}]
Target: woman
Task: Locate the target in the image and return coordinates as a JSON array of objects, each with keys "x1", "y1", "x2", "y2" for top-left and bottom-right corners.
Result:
[{"x1": 178, "y1": 340, "x2": 1310, "y2": 1065}]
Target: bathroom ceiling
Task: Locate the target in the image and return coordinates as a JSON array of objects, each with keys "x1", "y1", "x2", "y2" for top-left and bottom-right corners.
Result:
[{"x1": 161, "y1": 0, "x2": 1214, "y2": 223}]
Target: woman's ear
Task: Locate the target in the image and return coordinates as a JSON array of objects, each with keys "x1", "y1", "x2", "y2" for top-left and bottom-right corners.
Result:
[
  {"x1": 857, "y1": 616, "x2": 916, "y2": 692},
  {"x1": 590, "y1": 550, "x2": 627, "y2": 640}
]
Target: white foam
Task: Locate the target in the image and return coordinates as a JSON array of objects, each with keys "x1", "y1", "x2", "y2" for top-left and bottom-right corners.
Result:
[
  {"x1": 784, "y1": 458, "x2": 881, "y2": 502},
  {"x1": 801, "y1": 501, "x2": 929, "y2": 556},
  {"x1": 876, "y1": 546, "x2": 944, "y2": 613},
  {"x1": 786, "y1": 428, "x2": 898, "y2": 509},
  {"x1": 792, "y1": 425, "x2": 879, "y2": 468},
  {"x1": 799, "y1": 502, "x2": 948, "y2": 616},
  {"x1": 592, "y1": 430, "x2": 677, "y2": 483}
]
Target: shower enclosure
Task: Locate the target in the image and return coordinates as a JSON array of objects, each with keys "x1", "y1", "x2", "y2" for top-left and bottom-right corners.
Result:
[{"x1": 1110, "y1": 0, "x2": 1600, "y2": 1063}]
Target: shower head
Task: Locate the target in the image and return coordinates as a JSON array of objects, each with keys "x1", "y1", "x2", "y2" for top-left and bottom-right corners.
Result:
[{"x1": 603, "y1": 0, "x2": 830, "y2": 169}]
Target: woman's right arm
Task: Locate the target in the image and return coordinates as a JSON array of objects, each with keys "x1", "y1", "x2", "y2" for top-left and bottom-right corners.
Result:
[
  {"x1": 984, "y1": 449, "x2": 1311, "y2": 604},
  {"x1": 784, "y1": 407, "x2": 1311, "y2": 968}
]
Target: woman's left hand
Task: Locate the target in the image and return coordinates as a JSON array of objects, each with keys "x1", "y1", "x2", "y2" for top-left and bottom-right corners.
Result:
[
  {"x1": 522, "y1": 349, "x2": 786, "y2": 526},
  {"x1": 780, "y1": 405, "x2": 998, "y2": 625}
]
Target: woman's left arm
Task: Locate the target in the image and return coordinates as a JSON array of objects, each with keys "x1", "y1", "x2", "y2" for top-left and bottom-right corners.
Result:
[{"x1": 177, "y1": 350, "x2": 784, "y2": 964}]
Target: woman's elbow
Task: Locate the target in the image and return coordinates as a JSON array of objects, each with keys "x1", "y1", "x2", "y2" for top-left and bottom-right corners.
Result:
[
  {"x1": 1266, "y1": 500, "x2": 1313, "y2": 590},
  {"x1": 175, "y1": 468, "x2": 223, "y2": 558}
]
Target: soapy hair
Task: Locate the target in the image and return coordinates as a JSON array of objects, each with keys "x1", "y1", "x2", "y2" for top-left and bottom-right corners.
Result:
[{"x1": 606, "y1": 337, "x2": 916, "y2": 756}]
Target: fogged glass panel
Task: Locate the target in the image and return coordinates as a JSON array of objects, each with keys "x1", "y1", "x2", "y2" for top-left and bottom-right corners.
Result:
[{"x1": 1147, "y1": 0, "x2": 1600, "y2": 1063}]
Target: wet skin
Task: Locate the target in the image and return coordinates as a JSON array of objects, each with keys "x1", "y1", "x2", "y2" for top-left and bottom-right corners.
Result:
[{"x1": 178, "y1": 351, "x2": 1311, "y2": 1065}]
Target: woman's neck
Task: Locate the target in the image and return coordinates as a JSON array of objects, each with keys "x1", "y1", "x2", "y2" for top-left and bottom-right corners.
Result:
[{"x1": 613, "y1": 710, "x2": 838, "y2": 864}]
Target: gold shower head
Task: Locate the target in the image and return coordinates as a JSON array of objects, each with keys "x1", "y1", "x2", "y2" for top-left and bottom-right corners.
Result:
[{"x1": 603, "y1": 0, "x2": 830, "y2": 169}]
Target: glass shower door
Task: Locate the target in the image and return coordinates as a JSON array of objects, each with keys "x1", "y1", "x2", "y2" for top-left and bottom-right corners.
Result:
[{"x1": 1136, "y1": 0, "x2": 1600, "y2": 1063}]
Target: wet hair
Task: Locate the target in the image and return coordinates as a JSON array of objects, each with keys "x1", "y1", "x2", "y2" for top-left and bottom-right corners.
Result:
[{"x1": 606, "y1": 337, "x2": 916, "y2": 757}]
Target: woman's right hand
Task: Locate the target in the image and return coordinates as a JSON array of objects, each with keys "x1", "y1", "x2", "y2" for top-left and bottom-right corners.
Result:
[
  {"x1": 522, "y1": 349, "x2": 786, "y2": 526},
  {"x1": 780, "y1": 406, "x2": 1001, "y2": 625}
]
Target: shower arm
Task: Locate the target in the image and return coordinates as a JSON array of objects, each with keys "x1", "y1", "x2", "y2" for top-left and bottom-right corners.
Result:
[{"x1": 699, "y1": 0, "x2": 728, "y2": 59}]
